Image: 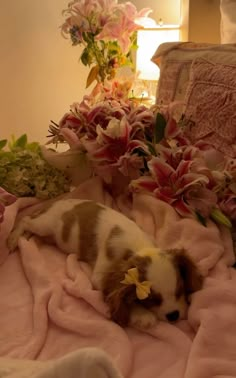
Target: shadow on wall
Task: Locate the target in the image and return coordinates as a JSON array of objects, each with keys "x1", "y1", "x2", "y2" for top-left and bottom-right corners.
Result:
[{"x1": 188, "y1": 0, "x2": 221, "y2": 43}]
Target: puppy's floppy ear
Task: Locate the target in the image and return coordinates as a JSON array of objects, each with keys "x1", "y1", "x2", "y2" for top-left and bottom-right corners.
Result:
[
  {"x1": 102, "y1": 255, "x2": 151, "y2": 326},
  {"x1": 172, "y1": 249, "x2": 203, "y2": 294},
  {"x1": 102, "y1": 269, "x2": 137, "y2": 326},
  {"x1": 105, "y1": 284, "x2": 136, "y2": 326}
]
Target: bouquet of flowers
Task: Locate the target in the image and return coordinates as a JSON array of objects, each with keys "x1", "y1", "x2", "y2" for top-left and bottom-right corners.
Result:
[
  {"x1": 47, "y1": 93, "x2": 236, "y2": 229},
  {"x1": 61, "y1": 0, "x2": 152, "y2": 87}
]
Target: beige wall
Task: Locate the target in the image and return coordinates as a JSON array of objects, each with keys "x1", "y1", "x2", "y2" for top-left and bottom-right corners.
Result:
[
  {"x1": 0, "y1": 0, "x2": 90, "y2": 144},
  {"x1": 188, "y1": 0, "x2": 221, "y2": 43}
]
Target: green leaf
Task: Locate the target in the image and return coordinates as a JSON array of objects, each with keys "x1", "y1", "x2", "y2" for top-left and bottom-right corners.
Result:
[
  {"x1": 143, "y1": 157, "x2": 149, "y2": 172},
  {"x1": 108, "y1": 42, "x2": 119, "y2": 53},
  {"x1": 154, "y1": 113, "x2": 166, "y2": 144},
  {"x1": 0, "y1": 151, "x2": 14, "y2": 161},
  {"x1": 14, "y1": 134, "x2": 28, "y2": 149},
  {"x1": 80, "y1": 48, "x2": 90, "y2": 66},
  {"x1": 81, "y1": 32, "x2": 90, "y2": 44},
  {"x1": 210, "y1": 208, "x2": 232, "y2": 228},
  {"x1": 86, "y1": 65, "x2": 99, "y2": 88},
  {"x1": 0, "y1": 139, "x2": 7, "y2": 150},
  {"x1": 7, "y1": 135, "x2": 15, "y2": 150},
  {"x1": 146, "y1": 142, "x2": 157, "y2": 156},
  {"x1": 195, "y1": 211, "x2": 207, "y2": 227},
  {"x1": 27, "y1": 142, "x2": 40, "y2": 152}
]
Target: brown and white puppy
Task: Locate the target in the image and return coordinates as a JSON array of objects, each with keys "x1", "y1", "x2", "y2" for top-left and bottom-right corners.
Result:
[{"x1": 7, "y1": 199, "x2": 203, "y2": 329}]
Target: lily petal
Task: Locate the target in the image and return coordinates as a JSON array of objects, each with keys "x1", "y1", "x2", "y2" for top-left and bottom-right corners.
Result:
[
  {"x1": 173, "y1": 198, "x2": 194, "y2": 217},
  {"x1": 148, "y1": 158, "x2": 175, "y2": 187},
  {"x1": 165, "y1": 118, "x2": 180, "y2": 139},
  {"x1": 130, "y1": 176, "x2": 158, "y2": 192}
]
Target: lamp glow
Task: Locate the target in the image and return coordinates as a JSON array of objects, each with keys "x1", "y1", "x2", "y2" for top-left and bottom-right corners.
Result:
[{"x1": 136, "y1": 26, "x2": 180, "y2": 81}]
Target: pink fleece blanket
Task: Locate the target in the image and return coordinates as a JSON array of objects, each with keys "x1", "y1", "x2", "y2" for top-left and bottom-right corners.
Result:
[{"x1": 1, "y1": 177, "x2": 236, "y2": 378}]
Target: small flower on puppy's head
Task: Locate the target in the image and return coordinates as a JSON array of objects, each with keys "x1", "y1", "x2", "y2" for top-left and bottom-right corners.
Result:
[{"x1": 121, "y1": 267, "x2": 151, "y2": 300}]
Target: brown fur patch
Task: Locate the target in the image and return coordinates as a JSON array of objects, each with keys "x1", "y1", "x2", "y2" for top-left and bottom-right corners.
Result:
[
  {"x1": 61, "y1": 201, "x2": 104, "y2": 266},
  {"x1": 106, "y1": 226, "x2": 124, "y2": 259},
  {"x1": 141, "y1": 291, "x2": 163, "y2": 309},
  {"x1": 102, "y1": 255, "x2": 152, "y2": 326},
  {"x1": 175, "y1": 271, "x2": 185, "y2": 299},
  {"x1": 62, "y1": 209, "x2": 75, "y2": 243},
  {"x1": 123, "y1": 249, "x2": 134, "y2": 261},
  {"x1": 171, "y1": 248, "x2": 203, "y2": 296},
  {"x1": 105, "y1": 226, "x2": 134, "y2": 261}
]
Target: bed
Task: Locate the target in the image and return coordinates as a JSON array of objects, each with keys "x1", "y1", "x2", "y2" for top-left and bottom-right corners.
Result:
[{"x1": 1, "y1": 2, "x2": 236, "y2": 377}]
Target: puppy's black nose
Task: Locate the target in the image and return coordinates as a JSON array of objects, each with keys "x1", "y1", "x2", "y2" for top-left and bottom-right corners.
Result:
[{"x1": 166, "y1": 310, "x2": 179, "y2": 322}]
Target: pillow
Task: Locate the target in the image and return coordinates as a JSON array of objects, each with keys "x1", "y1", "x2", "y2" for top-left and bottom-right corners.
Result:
[
  {"x1": 183, "y1": 58, "x2": 236, "y2": 157},
  {"x1": 220, "y1": 0, "x2": 236, "y2": 43},
  {"x1": 152, "y1": 42, "x2": 236, "y2": 110}
]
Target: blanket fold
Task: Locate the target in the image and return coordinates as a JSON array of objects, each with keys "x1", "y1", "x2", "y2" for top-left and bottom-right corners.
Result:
[{"x1": 0, "y1": 347, "x2": 123, "y2": 378}]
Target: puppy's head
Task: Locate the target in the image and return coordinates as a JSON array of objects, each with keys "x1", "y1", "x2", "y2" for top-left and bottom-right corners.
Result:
[
  {"x1": 102, "y1": 248, "x2": 202, "y2": 326},
  {"x1": 144, "y1": 248, "x2": 203, "y2": 322}
]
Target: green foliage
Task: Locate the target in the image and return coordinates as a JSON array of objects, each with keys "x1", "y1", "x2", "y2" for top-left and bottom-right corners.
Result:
[
  {"x1": 81, "y1": 48, "x2": 91, "y2": 66},
  {"x1": 0, "y1": 135, "x2": 70, "y2": 199},
  {"x1": 210, "y1": 207, "x2": 232, "y2": 228},
  {"x1": 74, "y1": 30, "x2": 136, "y2": 87},
  {"x1": 0, "y1": 140, "x2": 7, "y2": 150},
  {"x1": 195, "y1": 211, "x2": 207, "y2": 227},
  {"x1": 154, "y1": 113, "x2": 167, "y2": 144},
  {"x1": 146, "y1": 142, "x2": 157, "y2": 157}
]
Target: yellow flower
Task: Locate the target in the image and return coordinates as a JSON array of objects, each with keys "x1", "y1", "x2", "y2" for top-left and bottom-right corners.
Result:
[{"x1": 121, "y1": 267, "x2": 151, "y2": 300}]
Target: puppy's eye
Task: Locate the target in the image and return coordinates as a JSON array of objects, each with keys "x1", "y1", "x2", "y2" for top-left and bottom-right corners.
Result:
[
  {"x1": 175, "y1": 281, "x2": 185, "y2": 299},
  {"x1": 186, "y1": 296, "x2": 191, "y2": 305},
  {"x1": 141, "y1": 292, "x2": 163, "y2": 308},
  {"x1": 176, "y1": 289, "x2": 184, "y2": 299}
]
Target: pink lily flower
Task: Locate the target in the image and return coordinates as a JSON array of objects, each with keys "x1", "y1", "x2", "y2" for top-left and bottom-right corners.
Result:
[
  {"x1": 61, "y1": 0, "x2": 119, "y2": 42},
  {"x1": 85, "y1": 101, "x2": 128, "y2": 139},
  {"x1": 61, "y1": 16, "x2": 87, "y2": 42},
  {"x1": 219, "y1": 194, "x2": 236, "y2": 220},
  {"x1": 155, "y1": 106, "x2": 190, "y2": 147},
  {"x1": 49, "y1": 111, "x2": 87, "y2": 146},
  {"x1": 59, "y1": 128, "x2": 82, "y2": 148},
  {"x1": 127, "y1": 105, "x2": 155, "y2": 140},
  {"x1": 72, "y1": 0, "x2": 117, "y2": 20},
  {"x1": 202, "y1": 149, "x2": 236, "y2": 193},
  {"x1": 96, "y1": 3, "x2": 151, "y2": 54},
  {"x1": 59, "y1": 113, "x2": 84, "y2": 132},
  {"x1": 130, "y1": 157, "x2": 210, "y2": 217},
  {"x1": 157, "y1": 145, "x2": 200, "y2": 170},
  {"x1": 83, "y1": 116, "x2": 148, "y2": 180}
]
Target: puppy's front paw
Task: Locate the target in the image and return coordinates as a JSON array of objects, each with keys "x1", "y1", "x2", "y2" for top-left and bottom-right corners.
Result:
[
  {"x1": 130, "y1": 307, "x2": 156, "y2": 330},
  {"x1": 7, "y1": 229, "x2": 31, "y2": 252},
  {"x1": 7, "y1": 231, "x2": 20, "y2": 252}
]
